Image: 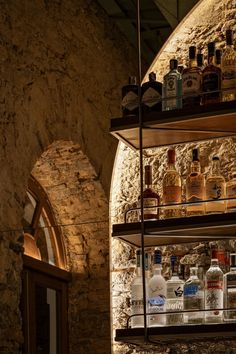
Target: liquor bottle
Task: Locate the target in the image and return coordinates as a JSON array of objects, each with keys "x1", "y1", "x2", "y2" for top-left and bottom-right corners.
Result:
[
  {"x1": 121, "y1": 76, "x2": 139, "y2": 117},
  {"x1": 183, "y1": 266, "x2": 204, "y2": 324},
  {"x1": 205, "y1": 156, "x2": 226, "y2": 214},
  {"x1": 148, "y1": 250, "x2": 167, "y2": 327},
  {"x1": 211, "y1": 244, "x2": 229, "y2": 274},
  {"x1": 141, "y1": 72, "x2": 162, "y2": 113},
  {"x1": 182, "y1": 46, "x2": 202, "y2": 108},
  {"x1": 205, "y1": 258, "x2": 224, "y2": 323},
  {"x1": 202, "y1": 42, "x2": 222, "y2": 105},
  {"x1": 166, "y1": 255, "x2": 184, "y2": 325},
  {"x1": 131, "y1": 250, "x2": 150, "y2": 328},
  {"x1": 226, "y1": 167, "x2": 236, "y2": 212},
  {"x1": 162, "y1": 149, "x2": 182, "y2": 218},
  {"x1": 162, "y1": 59, "x2": 182, "y2": 111},
  {"x1": 224, "y1": 253, "x2": 236, "y2": 322},
  {"x1": 186, "y1": 148, "x2": 205, "y2": 216},
  {"x1": 222, "y1": 29, "x2": 236, "y2": 102},
  {"x1": 138, "y1": 165, "x2": 160, "y2": 220}
]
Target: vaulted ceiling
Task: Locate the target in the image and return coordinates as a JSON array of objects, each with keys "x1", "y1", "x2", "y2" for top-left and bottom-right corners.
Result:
[{"x1": 97, "y1": 0, "x2": 200, "y2": 66}]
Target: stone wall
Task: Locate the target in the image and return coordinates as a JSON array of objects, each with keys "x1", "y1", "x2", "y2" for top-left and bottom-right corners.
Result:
[
  {"x1": 111, "y1": 0, "x2": 236, "y2": 353},
  {"x1": 0, "y1": 0, "x2": 138, "y2": 353}
]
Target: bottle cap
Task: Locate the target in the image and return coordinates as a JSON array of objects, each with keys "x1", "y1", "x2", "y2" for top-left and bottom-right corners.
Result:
[
  {"x1": 149, "y1": 72, "x2": 156, "y2": 81},
  {"x1": 192, "y1": 148, "x2": 199, "y2": 161},
  {"x1": 144, "y1": 165, "x2": 152, "y2": 185},
  {"x1": 226, "y1": 29, "x2": 233, "y2": 45},
  {"x1": 212, "y1": 156, "x2": 219, "y2": 161},
  {"x1": 167, "y1": 149, "x2": 176, "y2": 164},
  {"x1": 197, "y1": 53, "x2": 203, "y2": 67},
  {"x1": 170, "y1": 59, "x2": 178, "y2": 70},
  {"x1": 189, "y1": 46, "x2": 196, "y2": 60},
  {"x1": 129, "y1": 76, "x2": 137, "y2": 85},
  {"x1": 215, "y1": 49, "x2": 222, "y2": 65},
  {"x1": 177, "y1": 65, "x2": 184, "y2": 74},
  {"x1": 154, "y1": 250, "x2": 162, "y2": 264},
  {"x1": 230, "y1": 253, "x2": 236, "y2": 267},
  {"x1": 208, "y1": 42, "x2": 215, "y2": 56}
]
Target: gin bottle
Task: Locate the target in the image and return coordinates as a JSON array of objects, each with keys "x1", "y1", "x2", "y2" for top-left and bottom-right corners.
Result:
[
  {"x1": 226, "y1": 167, "x2": 236, "y2": 212},
  {"x1": 205, "y1": 258, "x2": 223, "y2": 323},
  {"x1": 222, "y1": 29, "x2": 236, "y2": 102},
  {"x1": 121, "y1": 76, "x2": 139, "y2": 117},
  {"x1": 162, "y1": 149, "x2": 182, "y2": 218},
  {"x1": 205, "y1": 156, "x2": 226, "y2": 214},
  {"x1": 131, "y1": 250, "x2": 150, "y2": 328},
  {"x1": 166, "y1": 255, "x2": 184, "y2": 325},
  {"x1": 224, "y1": 253, "x2": 236, "y2": 322},
  {"x1": 186, "y1": 148, "x2": 205, "y2": 216},
  {"x1": 183, "y1": 267, "x2": 204, "y2": 324},
  {"x1": 162, "y1": 59, "x2": 182, "y2": 111},
  {"x1": 148, "y1": 250, "x2": 166, "y2": 327},
  {"x1": 141, "y1": 72, "x2": 162, "y2": 113}
]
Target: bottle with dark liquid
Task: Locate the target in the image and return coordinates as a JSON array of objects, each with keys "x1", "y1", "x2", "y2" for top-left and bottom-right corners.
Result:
[
  {"x1": 141, "y1": 72, "x2": 162, "y2": 113},
  {"x1": 121, "y1": 76, "x2": 139, "y2": 117},
  {"x1": 202, "y1": 42, "x2": 222, "y2": 105}
]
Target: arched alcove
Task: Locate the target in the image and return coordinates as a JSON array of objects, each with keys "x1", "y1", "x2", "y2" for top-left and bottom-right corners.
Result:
[{"x1": 110, "y1": 0, "x2": 236, "y2": 353}]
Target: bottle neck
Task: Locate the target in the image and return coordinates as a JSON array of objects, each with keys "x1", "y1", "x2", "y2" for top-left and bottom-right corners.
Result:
[
  {"x1": 191, "y1": 160, "x2": 201, "y2": 174},
  {"x1": 208, "y1": 54, "x2": 215, "y2": 66},
  {"x1": 167, "y1": 162, "x2": 176, "y2": 171},
  {"x1": 190, "y1": 268, "x2": 199, "y2": 279},
  {"x1": 211, "y1": 160, "x2": 221, "y2": 175},
  {"x1": 210, "y1": 258, "x2": 219, "y2": 267},
  {"x1": 189, "y1": 58, "x2": 197, "y2": 68},
  {"x1": 230, "y1": 266, "x2": 236, "y2": 272},
  {"x1": 153, "y1": 263, "x2": 162, "y2": 274}
]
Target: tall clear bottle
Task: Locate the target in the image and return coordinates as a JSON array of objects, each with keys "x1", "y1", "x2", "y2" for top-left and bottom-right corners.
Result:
[
  {"x1": 205, "y1": 258, "x2": 224, "y2": 323},
  {"x1": 224, "y1": 253, "x2": 236, "y2": 322},
  {"x1": 162, "y1": 59, "x2": 182, "y2": 111},
  {"x1": 222, "y1": 29, "x2": 236, "y2": 102},
  {"x1": 166, "y1": 255, "x2": 184, "y2": 325},
  {"x1": 148, "y1": 250, "x2": 167, "y2": 327},
  {"x1": 205, "y1": 156, "x2": 226, "y2": 214},
  {"x1": 162, "y1": 149, "x2": 182, "y2": 218},
  {"x1": 183, "y1": 267, "x2": 204, "y2": 324},
  {"x1": 186, "y1": 148, "x2": 205, "y2": 216},
  {"x1": 131, "y1": 250, "x2": 150, "y2": 328}
]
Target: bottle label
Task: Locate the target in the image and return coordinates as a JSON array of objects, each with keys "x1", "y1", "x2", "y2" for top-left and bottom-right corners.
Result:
[
  {"x1": 182, "y1": 72, "x2": 201, "y2": 95},
  {"x1": 227, "y1": 185, "x2": 236, "y2": 198},
  {"x1": 121, "y1": 91, "x2": 139, "y2": 111},
  {"x1": 167, "y1": 284, "x2": 183, "y2": 298},
  {"x1": 222, "y1": 64, "x2": 236, "y2": 91},
  {"x1": 142, "y1": 87, "x2": 161, "y2": 107},
  {"x1": 184, "y1": 285, "x2": 199, "y2": 296},
  {"x1": 202, "y1": 73, "x2": 220, "y2": 92},
  {"x1": 139, "y1": 198, "x2": 158, "y2": 216},
  {"x1": 165, "y1": 76, "x2": 178, "y2": 109},
  {"x1": 206, "y1": 181, "x2": 225, "y2": 200},
  {"x1": 163, "y1": 186, "x2": 181, "y2": 204},
  {"x1": 187, "y1": 179, "x2": 204, "y2": 201},
  {"x1": 205, "y1": 281, "x2": 223, "y2": 312}
]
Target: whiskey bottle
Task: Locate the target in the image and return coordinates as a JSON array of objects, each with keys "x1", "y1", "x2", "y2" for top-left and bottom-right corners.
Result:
[
  {"x1": 138, "y1": 165, "x2": 160, "y2": 220},
  {"x1": 162, "y1": 59, "x2": 182, "y2": 111},
  {"x1": 205, "y1": 156, "x2": 226, "y2": 214},
  {"x1": 166, "y1": 255, "x2": 184, "y2": 325},
  {"x1": 182, "y1": 46, "x2": 202, "y2": 108},
  {"x1": 162, "y1": 149, "x2": 182, "y2": 218},
  {"x1": 224, "y1": 253, "x2": 236, "y2": 322},
  {"x1": 205, "y1": 258, "x2": 223, "y2": 323},
  {"x1": 148, "y1": 250, "x2": 166, "y2": 327},
  {"x1": 186, "y1": 148, "x2": 205, "y2": 216},
  {"x1": 222, "y1": 29, "x2": 236, "y2": 102},
  {"x1": 226, "y1": 167, "x2": 236, "y2": 212},
  {"x1": 131, "y1": 250, "x2": 150, "y2": 328},
  {"x1": 202, "y1": 42, "x2": 222, "y2": 105},
  {"x1": 121, "y1": 76, "x2": 139, "y2": 117},
  {"x1": 141, "y1": 72, "x2": 162, "y2": 113},
  {"x1": 183, "y1": 266, "x2": 204, "y2": 324}
]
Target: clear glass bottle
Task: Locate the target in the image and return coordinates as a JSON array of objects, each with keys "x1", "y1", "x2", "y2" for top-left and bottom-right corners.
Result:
[
  {"x1": 162, "y1": 59, "x2": 182, "y2": 111},
  {"x1": 162, "y1": 149, "x2": 182, "y2": 218},
  {"x1": 131, "y1": 250, "x2": 150, "y2": 328},
  {"x1": 183, "y1": 267, "x2": 204, "y2": 324},
  {"x1": 121, "y1": 76, "x2": 139, "y2": 117},
  {"x1": 224, "y1": 253, "x2": 236, "y2": 322},
  {"x1": 141, "y1": 72, "x2": 162, "y2": 113},
  {"x1": 186, "y1": 148, "x2": 205, "y2": 216},
  {"x1": 226, "y1": 167, "x2": 236, "y2": 212},
  {"x1": 205, "y1": 258, "x2": 223, "y2": 323},
  {"x1": 148, "y1": 250, "x2": 166, "y2": 327},
  {"x1": 182, "y1": 46, "x2": 202, "y2": 108},
  {"x1": 138, "y1": 165, "x2": 160, "y2": 220},
  {"x1": 222, "y1": 29, "x2": 236, "y2": 102},
  {"x1": 166, "y1": 255, "x2": 184, "y2": 325},
  {"x1": 202, "y1": 42, "x2": 222, "y2": 105},
  {"x1": 205, "y1": 156, "x2": 226, "y2": 214}
]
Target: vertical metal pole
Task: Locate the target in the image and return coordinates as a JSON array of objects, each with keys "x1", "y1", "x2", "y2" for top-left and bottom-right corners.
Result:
[{"x1": 136, "y1": 0, "x2": 148, "y2": 341}]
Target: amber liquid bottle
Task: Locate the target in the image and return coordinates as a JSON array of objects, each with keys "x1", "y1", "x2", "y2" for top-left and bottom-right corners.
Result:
[
  {"x1": 139, "y1": 165, "x2": 160, "y2": 220},
  {"x1": 202, "y1": 42, "x2": 222, "y2": 105}
]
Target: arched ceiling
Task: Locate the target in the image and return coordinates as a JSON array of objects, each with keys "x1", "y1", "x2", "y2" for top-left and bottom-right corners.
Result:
[{"x1": 96, "y1": 0, "x2": 200, "y2": 66}]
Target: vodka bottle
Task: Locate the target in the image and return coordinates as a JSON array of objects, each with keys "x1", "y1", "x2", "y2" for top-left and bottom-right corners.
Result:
[
  {"x1": 166, "y1": 255, "x2": 184, "y2": 325},
  {"x1": 205, "y1": 258, "x2": 223, "y2": 323},
  {"x1": 162, "y1": 59, "x2": 182, "y2": 111},
  {"x1": 183, "y1": 267, "x2": 204, "y2": 324},
  {"x1": 131, "y1": 250, "x2": 150, "y2": 328},
  {"x1": 205, "y1": 156, "x2": 226, "y2": 214},
  {"x1": 148, "y1": 250, "x2": 166, "y2": 327},
  {"x1": 224, "y1": 253, "x2": 236, "y2": 322}
]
